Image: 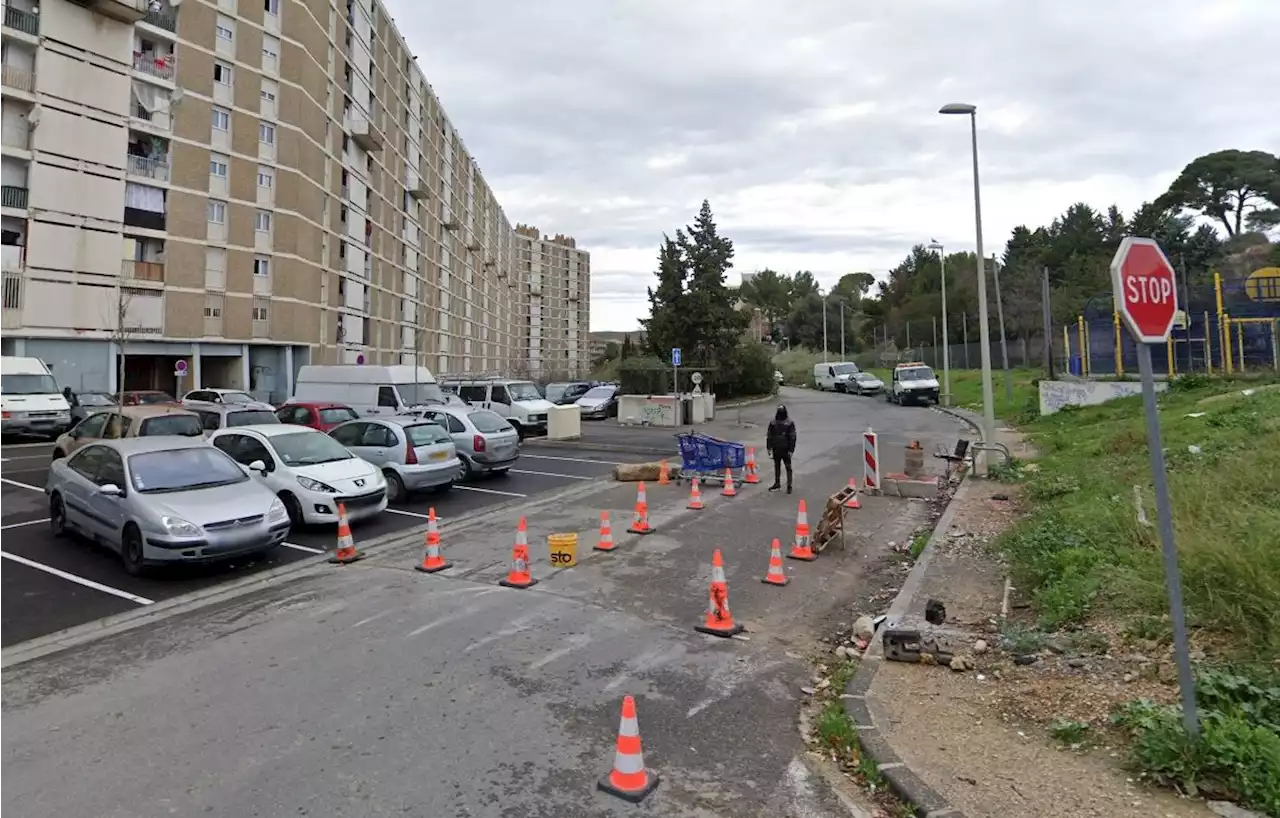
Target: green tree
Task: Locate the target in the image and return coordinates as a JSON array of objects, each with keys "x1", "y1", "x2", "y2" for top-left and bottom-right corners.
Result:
[
  {"x1": 739, "y1": 268, "x2": 793, "y2": 330},
  {"x1": 620, "y1": 334, "x2": 634, "y2": 359},
  {"x1": 1158, "y1": 149, "x2": 1280, "y2": 237},
  {"x1": 638, "y1": 234, "x2": 691, "y2": 358},
  {"x1": 678, "y1": 200, "x2": 748, "y2": 363}
]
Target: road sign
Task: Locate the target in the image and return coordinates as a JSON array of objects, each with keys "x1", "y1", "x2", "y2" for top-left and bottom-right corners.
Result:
[
  {"x1": 690, "y1": 372, "x2": 703, "y2": 385},
  {"x1": 175, "y1": 359, "x2": 188, "y2": 375},
  {"x1": 671, "y1": 348, "x2": 681, "y2": 367},
  {"x1": 1111, "y1": 237, "x2": 1178, "y2": 343},
  {"x1": 356, "y1": 354, "x2": 365, "y2": 365}
]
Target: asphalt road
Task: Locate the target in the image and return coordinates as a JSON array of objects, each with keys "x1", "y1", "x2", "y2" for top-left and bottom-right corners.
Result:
[
  {"x1": 1, "y1": 388, "x2": 973, "y2": 817},
  {"x1": 1, "y1": 439, "x2": 645, "y2": 648}
]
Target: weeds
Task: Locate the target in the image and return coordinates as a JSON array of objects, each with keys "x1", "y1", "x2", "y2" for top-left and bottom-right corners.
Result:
[
  {"x1": 1049, "y1": 719, "x2": 1091, "y2": 748},
  {"x1": 908, "y1": 531, "x2": 930, "y2": 559}
]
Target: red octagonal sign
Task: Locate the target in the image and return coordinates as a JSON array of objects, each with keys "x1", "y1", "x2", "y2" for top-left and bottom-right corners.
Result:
[{"x1": 1111, "y1": 237, "x2": 1178, "y2": 344}]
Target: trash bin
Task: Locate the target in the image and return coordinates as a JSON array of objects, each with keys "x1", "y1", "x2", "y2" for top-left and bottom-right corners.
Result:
[
  {"x1": 1068, "y1": 355, "x2": 1083, "y2": 376},
  {"x1": 680, "y1": 396, "x2": 694, "y2": 424},
  {"x1": 547, "y1": 533, "x2": 578, "y2": 568}
]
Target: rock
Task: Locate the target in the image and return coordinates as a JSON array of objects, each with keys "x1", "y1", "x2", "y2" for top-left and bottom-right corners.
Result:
[
  {"x1": 612, "y1": 462, "x2": 678, "y2": 482},
  {"x1": 835, "y1": 646, "x2": 850, "y2": 660},
  {"x1": 973, "y1": 639, "x2": 989, "y2": 655},
  {"x1": 1125, "y1": 653, "x2": 1151, "y2": 664},
  {"x1": 1067, "y1": 658, "x2": 1088, "y2": 669},
  {"x1": 1122, "y1": 672, "x2": 1137, "y2": 683},
  {"x1": 949, "y1": 655, "x2": 974, "y2": 672},
  {"x1": 1044, "y1": 639, "x2": 1068, "y2": 655},
  {"x1": 1190, "y1": 648, "x2": 1207, "y2": 662},
  {"x1": 800, "y1": 686, "x2": 816, "y2": 695},
  {"x1": 1207, "y1": 800, "x2": 1267, "y2": 818},
  {"x1": 1013, "y1": 654, "x2": 1039, "y2": 666},
  {"x1": 1157, "y1": 662, "x2": 1178, "y2": 684},
  {"x1": 852, "y1": 615, "x2": 876, "y2": 641},
  {"x1": 817, "y1": 678, "x2": 831, "y2": 690}
]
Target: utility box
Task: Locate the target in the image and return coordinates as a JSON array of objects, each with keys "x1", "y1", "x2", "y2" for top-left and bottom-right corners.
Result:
[{"x1": 546, "y1": 404, "x2": 581, "y2": 440}]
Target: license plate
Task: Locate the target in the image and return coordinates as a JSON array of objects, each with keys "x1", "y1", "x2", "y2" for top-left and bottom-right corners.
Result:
[{"x1": 429, "y1": 451, "x2": 448, "y2": 461}]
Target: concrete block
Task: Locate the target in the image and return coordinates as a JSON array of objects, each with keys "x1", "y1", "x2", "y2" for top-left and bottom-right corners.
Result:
[{"x1": 883, "y1": 474, "x2": 940, "y2": 499}]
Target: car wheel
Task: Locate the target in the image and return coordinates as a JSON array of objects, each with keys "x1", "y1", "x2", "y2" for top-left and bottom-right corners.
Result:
[
  {"x1": 120, "y1": 524, "x2": 146, "y2": 576},
  {"x1": 279, "y1": 492, "x2": 305, "y2": 527},
  {"x1": 460, "y1": 456, "x2": 477, "y2": 481},
  {"x1": 49, "y1": 493, "x2": 68, "y2": 538},
  {"x1": 384, "y1": 470, "x2": 406, "y2": 504}
]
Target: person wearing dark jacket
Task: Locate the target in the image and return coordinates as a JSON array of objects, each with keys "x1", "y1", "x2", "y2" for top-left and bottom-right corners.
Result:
[{"x1": 766, "y1": 405, "x2": 797, "y2": 493}]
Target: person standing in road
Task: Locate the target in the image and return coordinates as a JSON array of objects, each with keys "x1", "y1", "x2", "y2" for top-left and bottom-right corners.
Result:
[{"x1": 766, "y1": 404, "x2": 797, "y2": 494}]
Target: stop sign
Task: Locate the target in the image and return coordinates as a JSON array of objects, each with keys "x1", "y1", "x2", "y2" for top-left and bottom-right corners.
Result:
[{"x1": 1111, "y1": 237, "x2": 1178, "y2": 343}]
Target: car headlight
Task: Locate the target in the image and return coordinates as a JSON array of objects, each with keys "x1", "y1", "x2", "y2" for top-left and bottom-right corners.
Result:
[
  {"x1": 267, "y1": 498, "x2": 289, "y2": 523},
  {"x1": 160, "y1": 515, "x2": 201, "y2": 537},
  {"x1": 296, "y1": 475, "x2": 337, "y2": 493},
  {"x1": 371, "y1": 469, "x2": 387, "y2": 487}
]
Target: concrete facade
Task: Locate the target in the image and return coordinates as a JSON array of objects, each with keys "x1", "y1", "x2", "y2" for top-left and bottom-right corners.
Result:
[{"x1": 514, "y1": 224, "x2": 591, "y2": 380}]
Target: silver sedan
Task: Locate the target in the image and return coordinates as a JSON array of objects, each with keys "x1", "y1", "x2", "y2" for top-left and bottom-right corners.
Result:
[{"x1": 45, "y1": 437, "x2": 291, "y2": 575}]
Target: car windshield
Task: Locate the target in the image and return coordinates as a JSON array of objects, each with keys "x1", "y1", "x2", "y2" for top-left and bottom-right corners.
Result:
[
  {"x1": 468, "y1": 410, "x2": 512, "y2": 433},
  {"x1": 318, "y1": 407, "x2": 358, "y2": 424},
  {"x1": 899, "y1": 367, "x2": 934, "y2": 381},
  {"x1": 544, "y1": 383, "x2": 568, "y2": 402},
  {"x1": 139, "y1": 414, "x2": 204, "y2": 437},
  {"x1": 406, "y1": 424, "x2": 451, "y2": 446},
  {"x1": 219, "y1": 391, "x2": 256, "y2": 404},
  {"x1": 135, "y1": 392, "x2": 175, "y2": 405},
  {"x1": 856, "y1": 373, "x2": 878, "y2": 382},
  {"x1": 398, "y1": 382, "x2": 447, "y2": 406},
  {"x1": 832, "y1": 363, "x2": 859, "y2": 375},
  {"x1": 269, "y1": 430, "x2": 354, "y2": 466},
  {"x1": 507, "y1": 382, "x2": 541, "y2": 401},
  {"x1": 128, "y1": 447, "x2": 248, "y2": 493},
  {"x1": 79, "y1": 393, "x2": 117, "y2": 407},
  {"x1": 1, "y1": 374, "x2": 59, "y2": 395},
  {"x1": 582, "y1": 386, "x2": 615, "y2": 400},
  {"x1": 227, "y1": 410, "x2": 280, "y2": 427}
]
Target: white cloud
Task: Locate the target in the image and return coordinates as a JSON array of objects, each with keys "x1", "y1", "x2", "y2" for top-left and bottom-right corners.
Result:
[{"x1": 383, "y1": 0, "x2": 1280, "y2": 331}]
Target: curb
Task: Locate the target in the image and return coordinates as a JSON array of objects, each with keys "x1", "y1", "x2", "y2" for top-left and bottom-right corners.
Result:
[
  {"x1": 841, "y1": 477, "x2": 976, "y2": 818},
  {"x1": 933, "y1": 404, "x2": 983, "y2": 439},
  {"x1": 715, "y1": 393, "x2": 778, "y2": 409}
]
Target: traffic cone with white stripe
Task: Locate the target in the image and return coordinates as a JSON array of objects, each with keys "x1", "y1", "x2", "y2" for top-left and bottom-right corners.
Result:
[
  {"x1": 327, "y1": 503, "x2": 365, "y2": 564},
  {"x1": 744, "y1": 447, "x2": 761, "y2": 484},
  {"x1": 594, "y1": 511, "x2": 617, "y2": 552},
  {"x1": 788, "y1": 499, "x2": 816, "y2": 561},
  {"x1": 761, "y1": 538, "x2": 789, "y2": 586},
  {"x1": 499, "y1": 517, "x2": 537, "y2": 588},
  {"x1": 628, "y1": 482, "x2": 653, "y2": 534},
  {"x1": 415, "y1": 507, "x2": 451, "y2": 573},
  {"x1": 845, "y1": 478, "x2": 861, "y2": 509},
  {"x1": 597, "y1": 695, "x2": 660, "y2": 803},
  {"x1": 721, "y1": 468, "x2": 737, "y2": 497},
  {"x1": 695, "y1": 549, "x2": 744, "y2": 637},
  {"x1": 686, "y1": 476, "x2": 705, "y2": 510},
  {"x1": 657, "y1": 460, "x2": 671, "y2": 485}
]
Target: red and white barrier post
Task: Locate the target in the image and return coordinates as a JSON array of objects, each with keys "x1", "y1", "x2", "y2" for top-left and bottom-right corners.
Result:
[{"x1": 862, "y1": 427, "x2": 881, "y2": 495}]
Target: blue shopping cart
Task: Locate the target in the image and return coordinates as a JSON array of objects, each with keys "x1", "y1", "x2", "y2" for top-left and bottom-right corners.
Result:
[{"x1": 676, "y1": 431, "x2": 747, "y2": 484}]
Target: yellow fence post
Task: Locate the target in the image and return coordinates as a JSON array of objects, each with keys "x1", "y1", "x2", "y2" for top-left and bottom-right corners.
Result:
[
  {"x1": 1167, "y1": 336, "x2": 1175, "y2": 376},
  {"x1": 1063, "y1": 325, "x2": 1071, "y2": 373},
  {"x1": 1204, "y1": 311, "x2": 1213, "y2": 375},
  {"x1": 1237, "y1": 320, "x2": 1245, "y2": 372},
  {"x1": 1113, "y1": 311, "x2": 1123, "y2": 377},
  {"x1": 1224, "y1": 313, "x2": 1233, "y2": 375},
  {"x1": 1084, "y1": 320, "x2": 1092, "y2": 376},
  {"x1": 1077, "y1": 316, "x2": 1085, "y2": 377}
]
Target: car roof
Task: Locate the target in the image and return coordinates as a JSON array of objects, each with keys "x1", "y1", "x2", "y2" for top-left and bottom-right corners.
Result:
[
  {"x1": 285, "y1": 401, "x2": 352, "y2": 410},
  {"x1": 87, "y1": 436, "x2": 212, "y2": 456},
  {"x1": 216, "y1": 423, "x2": 312, "y2": 437},
  {"x1": 109, "y1": 404, "x2": 198, "y2": 419},
  {"x1": 186, "y1": 401, "x2": 276, "y2": 414}
]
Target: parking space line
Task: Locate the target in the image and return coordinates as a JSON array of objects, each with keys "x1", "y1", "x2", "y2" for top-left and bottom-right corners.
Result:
[
  {"x1": 508, "y1": 468, "x2": 594, "y2": 481},
  {"x1": 520, "y1": 453, "x2": 626, "y2": 465},
  {"x1": 1, "y1": 476, "x2": 42, "y2": 492},
  {"x1": 1, "y1": 518, "x2": 50, "y2": 531},
  {"x1": 282, "y1": 542, "x2": 325, "y2": 554},
  {"x1": 0, "y1": 442, "x2": 52, "y2": 450},
  {"x1": 454, "y1": 485, "x2": 527, "y2": 498},
  {"x1": 0, "y1": 551, "x2": 155, "y2": 605},
  {"x1": 385, "y1": 508, "x2": 437, "y2": 520}
]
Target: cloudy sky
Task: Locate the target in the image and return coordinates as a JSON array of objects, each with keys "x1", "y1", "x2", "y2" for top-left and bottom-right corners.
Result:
[{"x1": 384, "y1": 0, "x2": 1280, "y2": 332}]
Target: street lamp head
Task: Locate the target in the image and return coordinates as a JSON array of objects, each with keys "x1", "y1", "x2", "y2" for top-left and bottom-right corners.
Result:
[
  {"x1": 938, "y1": 102, "x2": 977, "y2": 115},
  {"x1": 927, "y1": 240, "x2": 944, "y2": 252}
]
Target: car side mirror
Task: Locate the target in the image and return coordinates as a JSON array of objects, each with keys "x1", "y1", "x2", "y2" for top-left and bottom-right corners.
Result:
[
  {"x1": 248, "y1": 459, "x2": 268, "y2": 474},
  {"x1": 98, "y1": 484, "x2": 123, "y2": 497}
]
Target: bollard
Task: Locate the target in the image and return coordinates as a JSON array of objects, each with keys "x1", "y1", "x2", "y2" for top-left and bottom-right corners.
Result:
[{"x1": 904, "y1": 440, "x2": 925, "y2": 480}]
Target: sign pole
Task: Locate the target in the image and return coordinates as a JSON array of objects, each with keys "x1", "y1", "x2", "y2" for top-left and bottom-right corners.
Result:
[{"x1": 1136, "y1": 342, "x2": 1199, "y2": 736}]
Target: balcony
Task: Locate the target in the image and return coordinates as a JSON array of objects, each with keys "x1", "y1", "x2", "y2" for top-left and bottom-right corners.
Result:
[
  {"x1": 122, "y1": 259, "x2": 165, "y2": 283},
  {"x1": 405, "y1": 168, "x2": 427, "y2": 199},
  {"x1": 79, "y1": 0, "x2": 147, "y2": 25},
  {"x1": 127, "y1": 154, "x2": 170, "y2": 181},
  {"x1": 132, "y1": 53, "x2": 175, "y2": 82},
  {"x1": 2, "y1": 65, "x2": 33, "y2": 93},
  {"x1": 142, "y1": 8, "x2": 177, "y2": 32},
  {"x1": 1, "y1": 270, "x2": 20, "y2": 329},
  {"x1": 3, "y1": 6, "x2": 38, "y2": 36},
  {"x1": 123, "y1": 207, "x2": 165, "y2": 231},
  {"x1": 345, "y1": 113, "x2": 383, "y2": 152},
  {"x1": 131, "y1": 102, "x2": 171, "y2": 131},
  {"x1": 1, "y1": 185, "x2": 28, "y2": 210}
]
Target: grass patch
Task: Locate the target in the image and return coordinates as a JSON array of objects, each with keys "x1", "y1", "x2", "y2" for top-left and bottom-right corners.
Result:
[
  {"x1": 814, "y1": 700, "x2": 885, "y2": 789},
  {"x1": 908, "y1": 531, "x2": 930, "y2": 559},
  {"x1": 773, "y1": 346, "x2": 824, "y2": 387},
  {"x1": 1049, "y1": 718, "x2": 1092, "y2": 748}
]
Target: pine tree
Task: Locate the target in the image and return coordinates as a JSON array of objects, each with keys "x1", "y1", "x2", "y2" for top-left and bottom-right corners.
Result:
[
  {"x1": 620, "y1": 333, "x2": 634, "y2": 359},
  {"x1": 680, "y1": 200, "x2": 747, "y2": 363},
  {"x1": 639, "y1": 233, "x2": 692, "y2": 358}
]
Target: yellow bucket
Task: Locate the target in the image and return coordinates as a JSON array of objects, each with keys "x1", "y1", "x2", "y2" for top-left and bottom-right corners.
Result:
[{"x1": 547, "y1": 533, "x2": 578, "y2": 568}]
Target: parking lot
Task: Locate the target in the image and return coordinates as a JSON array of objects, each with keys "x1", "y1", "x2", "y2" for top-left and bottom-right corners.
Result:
[{"x1": 1, "y1": 439, "x2": 647, "y2": 648}]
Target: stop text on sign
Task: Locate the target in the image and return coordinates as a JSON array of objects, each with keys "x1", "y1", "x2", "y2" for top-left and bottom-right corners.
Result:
[{"x1": 1125, "y1": 275, "x2": 1174, "y2": 306}]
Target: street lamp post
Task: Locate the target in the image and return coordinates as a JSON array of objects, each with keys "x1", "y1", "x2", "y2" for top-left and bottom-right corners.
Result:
[
  {"x1": 927, "y1": 240, "x2": 951, "y2": 406},
  {"x1": 822, "y1": 291, "x2": 829, "y2": 362},
  {"x1": 840, "y1": 301, "x2": 846, "y2": 360},
  {"x1": 939, "y1": 102, "x2": 995, "y2": 469}
]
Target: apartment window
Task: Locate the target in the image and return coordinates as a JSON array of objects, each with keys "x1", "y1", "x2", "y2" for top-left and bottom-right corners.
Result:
[
  {"x1": 340, "y1": 205, "x2": 348, "y2": 223},
  {"x1": 255, "y1": 211, "x2": 272, "y2": 232},
  {"x1": 212, "y1": 107, "x2": 230, "y2": 131},
  {"x1": 209, "y1": 157, "x2": 228, "y2": 179},
  {"x1": 265, "y1": 0, "x2": 279, "y2": 13},
  {"x1": 261, "y1": 88, "x2": 276, "y2": 104},
  {"x1": 259, "y1": 123, "x2": 275, "y2": 144},
  {"x1": 214, "y1": 62, "x2": 232, "y2": 85},
  {"x1": 215, "y1": 18, "x2": 234, "y2": 42},
  {"x1": 253, "y1": 298, "x2": 269, "y2": 321},
  {"x1": 204, "y1": 301, "x2": 222, "y2": 319},
  {"x1": 257, "y1": 168, "x2": 273, "y2": 188},
  {"x1": 262, "y1": 35, "x2": 280, "y2": 68},
  {"x1": 253, "y1": 256, "x2": 270, "y2": 277},
  {"x1": 208, "y1": 200, "x2": 227, "y2": 224}
]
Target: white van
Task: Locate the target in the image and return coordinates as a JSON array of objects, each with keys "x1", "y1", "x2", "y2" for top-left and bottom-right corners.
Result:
[
  {"x1": 813, "y1": 361, "x2": 860, "y2": 392},
  {"x1": 440, "y1": 377, "x2": 554, "y2": 437},
  {"x1": 1, "y1": 356, "x2": 73, "y2": 437},
  {"x1": 290, "y1": 365, "x2": 446, "y2": 417}
]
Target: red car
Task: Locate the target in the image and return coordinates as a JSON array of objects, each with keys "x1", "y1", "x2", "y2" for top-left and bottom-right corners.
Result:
[{"x1": 275, "y1": 401, "x2": 360, "y2": 432}]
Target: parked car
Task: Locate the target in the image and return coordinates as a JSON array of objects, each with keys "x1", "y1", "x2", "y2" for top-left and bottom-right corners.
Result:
[
  {"x1": 289, "y1": 364, "x2": 446, "y2": 417},
  {"x1": 575, "y1": 385, "x2": 619, "y2": 419},
  {"x1": 887, "y1": 363, "x2": 940, "y2": 405},
  {"x1": 188, "y1": 403, "x2": 282, "y2": 436},
  {"x1": 545, "y1": 381, "x2": 594, "y2": 406},
  {"x1": 183, "y1": 388, "x2": 275, "y2": 411},
  {"x1": 848, "y1": 372, "x2": 885, "y2": 396},
  {"x1": 1, "y1": 356, "x2": 72, "y2": 437},
  {"x1": 276, "y1": 402, "x2": 360, "y2": 432},
  {"x1": 440, "y1": 378, "x2": 554, "y2": 438},
  {"x1": 68, "y1": 391, "x2": 117, "y2": 424},
  {"x1": 813, "y1": 362, "x2": 860, "y2": 392},
  {"x1": 45, "y1": 437, "x2": 291, "y2": 575},
  {"x1": 329, "y1": 416, "x2": 460, "y2": 502},
  {"x1": 413, "y1": 405, "x2": 520, "y2": 479},
  {"x1": 120, "y1": 390, "x2": 179, "y2": 407},
  {"x1": 208, "y1": 424, "x2": 387, "y2": 527},
  {"x1": 773, "y1": 370, "x2": 785, "y2": 385},
  {"x1": 52, "y1": 405, "x2": 204, "y2": 460}
]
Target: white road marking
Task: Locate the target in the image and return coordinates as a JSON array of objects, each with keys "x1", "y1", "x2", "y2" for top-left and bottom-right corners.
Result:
[
  {"x1": 463, "y1": 612, "x2": 544, "y2": 653},
  {"x1": 385, "y1": 507, "x2": 439, "y2": 520},
  {"x1": 0, "y1": 442, "x2": 53, "y2": 450},
  {"x1": 1, "y1": 518, "x2": 50, "y2": 531},
  {"x1": 351, "y1": 609, "x2": 392, "y2": 629},
  {"x1": 0, "y1": 551, "x2": 155, "y2": 605},
  {"x1": 1, "y1": 454, "x2": 52, "y2": 462},
  {"x1": 407, "y1": 588, "x2": 502, "y2": 636},
  {"x1": 1, "y1": 476, "x2": 43, "y2": 492},
  {"x1": 282, "y1": 542, "x2": 325, "y2": 554},
  {"x1": 520, "y1": 453, "x2": 626, "y2": 466},
  {"x1": 528, "y1": 632, "x2": 593, "y2": 670},
  {"x1": 508, "y1": 468, "x2": 593, "y2": 481},
  {"x1": 454, "y1": 484, "x2": 527, "y2": 498}
]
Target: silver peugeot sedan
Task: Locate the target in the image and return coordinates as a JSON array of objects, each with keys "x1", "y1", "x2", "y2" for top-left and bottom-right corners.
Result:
[
  {"x1": 328, "y1": 416, "x2": 461, "y2": 502},
  {"x1": 45, "y1": 437, "x2": 291, "y2": 575}
]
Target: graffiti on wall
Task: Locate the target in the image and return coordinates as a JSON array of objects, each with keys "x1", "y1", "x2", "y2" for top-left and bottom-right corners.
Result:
[{"x1": 1039, "y1": 379, "x2": 1167, "y2": 416}]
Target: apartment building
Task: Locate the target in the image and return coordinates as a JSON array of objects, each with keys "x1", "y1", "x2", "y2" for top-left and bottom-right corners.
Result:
[
  {"x1": 514, "y1": 224, "x2": 590, "y2": 380},
  {"x1": 0, "y1": 0, "x2": 586, "y2": 402}
]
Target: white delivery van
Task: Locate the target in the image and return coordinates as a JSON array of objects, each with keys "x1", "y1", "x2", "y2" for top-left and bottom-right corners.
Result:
[
  {"x1": 289, "y1": 365, "x2": 446, "y2": 417},
  {"x1": 813, "y1": 361, "x2": 860, "y2": 392},
  {"x1": 1, "y1": 356, "x2": 73, "y2": 437},
  {"x1": 440, "y1": 377, "x2": 555, "y2": 438}
]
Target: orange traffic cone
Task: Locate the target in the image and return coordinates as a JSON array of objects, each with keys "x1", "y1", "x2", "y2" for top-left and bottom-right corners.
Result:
[
  {"x1": 415, "y1": 507, "x2": 451, "y2": 573},
  {"x1": 594, "y1": 511, "x2": 616, "y2": 552},
  {"x1": 499, "y1": 517, "x2": 537, "y2": 588},
  {"x1": 721, "y1": 468, "x2": 737, "y2": 497},
  {"x1": 695, "y1": 549, "x2": 744, "y2": 637},
  {"x1": 597, "y1": 695, "x2": 661, "y2": 803},
  {"x1": 788, "y1": 499, "x2": 817, "y2": 561},
  {"x1": 686, "y1": 476, "x2": 705, "y2": 510},
  {"x1": 657, "y1": 460, "x2": 671, "y2": 485},
  {"x1": 744, "y1": 447, "x2": 761, "y2": 484},
  {"x1": 628, "y1": 482, "x2": 654, "y2": 534},
  {"x1": 327, "y1": 503, "x2": 365, "y2": 564},
  {"x1": 761, "y1": 538, "x2": 789, "y2": 586},
  {"x1": 845, "y1": 478, "x2": 861, "y2": 509}
]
